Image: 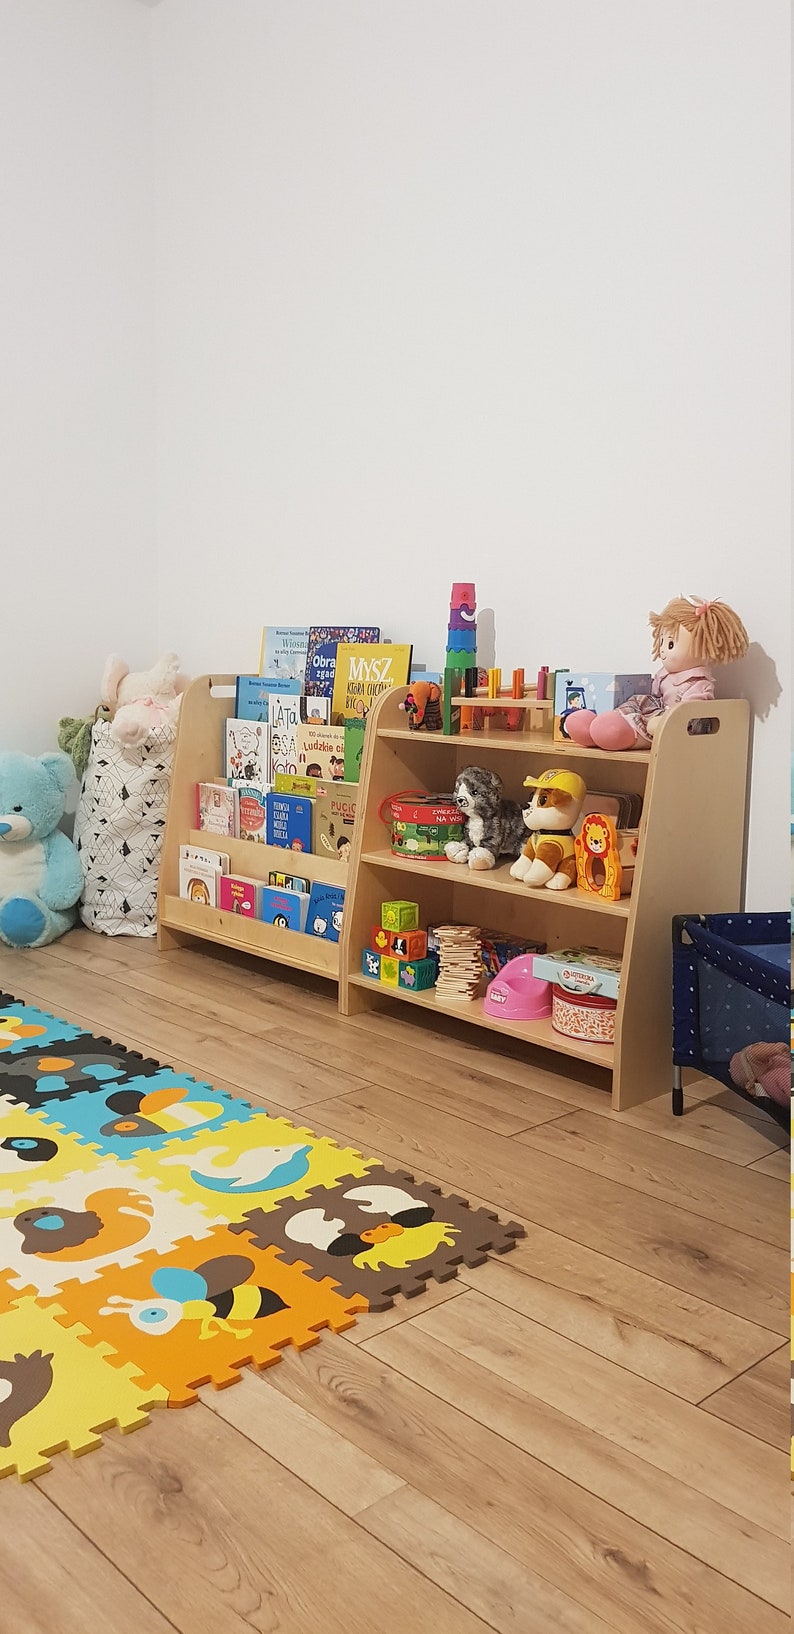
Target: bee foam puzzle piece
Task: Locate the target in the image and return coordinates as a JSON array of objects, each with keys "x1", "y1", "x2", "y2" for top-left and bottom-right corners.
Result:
[
  {"x1": 0, "y1": 1157, "x2": 219, "y2": 1299},
  {"x1": 42, "y1": 1226, "x2": 365, "y2": 1406},
  {"x1": 232, "y1": 1168, "x2": 525, "y2": 1311},
  {"x1": 0, "y1": 1037, "x2": 151, "y2": 1111},
  {"x1": 135, "y1": 1111, "x2": 375, "y2": 1224},
  {"x1": 0, "y1": 1002, "x2": 87, "y2": 1064},
  {"x1": 37, "y1": 1069, "x2": 257, "y2": 1159},
  {"x1": 0, "y1": 1279, "x2": 166, "y2": 1481},
  {"x1": 0, "y1": 1097, "x2": 99, "y2": 1206}
]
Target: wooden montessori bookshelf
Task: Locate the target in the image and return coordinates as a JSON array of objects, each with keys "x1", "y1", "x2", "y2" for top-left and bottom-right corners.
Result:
[
  {"x1": 339, "y1": 686, "x2": 750, "y2": 1110},
  {"x1": 157, "y1": 675, "x2": 346, "y2": 981}
]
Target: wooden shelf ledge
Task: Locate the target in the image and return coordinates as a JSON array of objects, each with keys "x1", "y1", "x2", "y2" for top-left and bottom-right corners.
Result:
[
  {"x1": 160, "y1": 895, "x2": 339, "y2": 979},
  {"x1": 359, "y1": 849, "x2": 632, "y2": 917}
]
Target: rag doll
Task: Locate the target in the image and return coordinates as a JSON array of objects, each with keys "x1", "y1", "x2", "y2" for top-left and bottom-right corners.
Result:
[
  {"x1": 510, "y1": 768, "x2": 587, "y2": 890},
  {"x1": 565, "y1": 597, "x2": 748, "y2": 751},
  {"x1": 445, "y1": 767, "x2": 526, "y2": 871}
]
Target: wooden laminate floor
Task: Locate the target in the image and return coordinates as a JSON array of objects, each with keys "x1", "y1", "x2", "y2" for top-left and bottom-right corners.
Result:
[{"x1": 0, "y1": 929, "x2": 788, "y2": 1634}]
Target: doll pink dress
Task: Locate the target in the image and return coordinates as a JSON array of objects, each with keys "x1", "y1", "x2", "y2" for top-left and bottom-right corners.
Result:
[{"x1": 567, "y1": 666, "x2": 715, "y2": 750}]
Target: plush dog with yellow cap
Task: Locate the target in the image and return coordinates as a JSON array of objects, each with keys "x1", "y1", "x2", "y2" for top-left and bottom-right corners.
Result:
[{"x1": 510, "y1": 768, "x2": 587, "y2": 890}]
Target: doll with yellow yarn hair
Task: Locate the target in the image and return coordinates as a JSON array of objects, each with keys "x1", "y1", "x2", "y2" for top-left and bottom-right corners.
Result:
[{"x1": 566, "y1": 596, "x2": 748, "y2": 751}]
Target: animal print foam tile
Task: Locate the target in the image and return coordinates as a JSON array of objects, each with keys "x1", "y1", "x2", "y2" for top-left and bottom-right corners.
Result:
[
  {"x1": 43, "y1": 1225, "x2": 365, "y2": 1405},
  {"x1": 38, "y1": 1069, "x2": 257, "y2": 1159},
  {"x1": 0, "y1": 1097, "x2": 98, "y2": 1209},
  {"x1": 0, "y1": 1038, "x2": 158, "y2": 1112},
  {"x1": 0, "y1": 1286, "x2": 166, "y2": 1480},
  {"x1": 233, "y1": 1170, "x2": 525, "y2": 1311},
  {"x1": 135, "y1": 1111, "x2": 375, "y2": 1223},
  {"x1": 0, "y1": 1004, "x2": 86, "y2": 1063},
  {"x1": 0, "y1": 1157, "x2": 220, "y2": 1299}
]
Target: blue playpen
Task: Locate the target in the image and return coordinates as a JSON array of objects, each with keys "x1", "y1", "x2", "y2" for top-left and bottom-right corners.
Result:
[{"x1": 672, "y1": 913, "x2": 790, "y2": 1131}]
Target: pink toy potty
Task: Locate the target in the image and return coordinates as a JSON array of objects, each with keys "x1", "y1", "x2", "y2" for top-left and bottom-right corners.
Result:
[{"x1": 483, "y1": 955, "x2": 552, "y2": 1021}]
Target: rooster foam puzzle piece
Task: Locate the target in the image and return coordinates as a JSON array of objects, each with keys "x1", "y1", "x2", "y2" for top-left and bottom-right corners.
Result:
[
  {"x1": 0, "y1": 1157, "x2": 220, "y2": 1299},
  {"x1": 0, "y1": 1004, "x2": 86, "y2": 1063},
  {"x1": 0, "y1": 1097, "x2": 98, "y2": 1204},
  {"x1": 0, "y1": 1281, "x2": 166, "y2": 1480},
  {"x1": 43, "y1": 1225, "x2": 365, "y2": 1405},
  {"x1": 38, "y1": 1069, "x2": 257, "y2": 1159},
  {"x1": 233, "y1": 1168, "x2": 525, "y2": 1310},
  {"x1": 136, "y1": 1111, "x2": 375, "y2": 1223}
]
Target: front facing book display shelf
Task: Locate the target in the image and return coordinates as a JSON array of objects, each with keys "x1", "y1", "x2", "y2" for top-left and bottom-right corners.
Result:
[
  {"x1": 157, "y1": 675, "x2": 345, "y2": 980},
  {"x1": 339, "y1": 686, "x2": 750, "y2": 1110}
]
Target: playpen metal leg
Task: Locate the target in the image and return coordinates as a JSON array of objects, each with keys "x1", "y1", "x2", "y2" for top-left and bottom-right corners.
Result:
[{"x1": 672, "y1": 1064, "x2": 684, "y2": 1117}]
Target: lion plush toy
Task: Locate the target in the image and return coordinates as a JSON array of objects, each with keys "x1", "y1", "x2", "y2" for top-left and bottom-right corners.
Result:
[
  {"x1": 510, "y1": 768, "x2": 587, "y2": 890},
  {"x1": 445, "y1": 767, "x2": 526, "y2": 871}
]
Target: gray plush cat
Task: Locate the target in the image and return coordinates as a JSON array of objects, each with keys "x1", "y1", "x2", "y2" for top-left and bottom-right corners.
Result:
[{"x1": 445, "y1": 766, "x2": 526, "y2": 871}]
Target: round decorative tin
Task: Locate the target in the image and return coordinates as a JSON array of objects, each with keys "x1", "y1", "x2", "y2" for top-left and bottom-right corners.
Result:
[
  {"x1": 552, "y1": 983, "x2": 616, "y2": 1044},
  {"x1": 382, "y1": 791, "x2": 465, "y2": 859}
]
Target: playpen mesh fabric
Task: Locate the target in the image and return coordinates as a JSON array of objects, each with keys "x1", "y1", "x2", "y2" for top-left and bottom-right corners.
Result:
[{"x1": 673, "y1": 913, "x2": 790, "y2": 1128}]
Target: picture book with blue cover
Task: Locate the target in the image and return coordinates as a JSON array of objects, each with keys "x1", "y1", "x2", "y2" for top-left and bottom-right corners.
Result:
[
  {"x1": 236, "y1": 675, "x2": 300, "y2": 721},
  {"x1": 553, "y1": 670, "x2": 652, "y2": 742},
  {"x1": 259, "y1": 884, "x2": 309, "y2": 932},
  {"x1": 307, "y1": 881, "x2": 345, "y2": 942},
  {"x1": 266, "y1": 791, "x2": 313, "y2": 852},
  {"x1": 304, "y1": 627, "x2": 380, "y2": 697}
]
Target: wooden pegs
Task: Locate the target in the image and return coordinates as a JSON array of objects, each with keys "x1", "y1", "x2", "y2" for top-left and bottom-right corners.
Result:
[
  {"x1": 487, "y1": 668, "x2": 501, "y2": 700},
  {"x1": 511, "y1": 668, "x2": 525, "y2": 699}
]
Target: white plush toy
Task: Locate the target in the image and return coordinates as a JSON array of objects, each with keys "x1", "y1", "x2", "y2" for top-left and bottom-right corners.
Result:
[{"x1": 101, "y1": 653, "x2": 188, "y2": 749}]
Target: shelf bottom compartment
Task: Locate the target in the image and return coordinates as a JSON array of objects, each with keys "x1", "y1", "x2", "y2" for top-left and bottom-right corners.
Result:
[
  {"x1": 160, "y1": 895, "x2": 339, "y2": 979},
  {"x1": 347, "y1": 972, "x2": 614, "y2": 1068}
]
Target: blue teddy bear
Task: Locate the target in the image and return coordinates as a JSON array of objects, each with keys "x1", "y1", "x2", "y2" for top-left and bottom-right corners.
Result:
[{"x1": 0, "y1": 751, "x2": 84, "y2": 947}]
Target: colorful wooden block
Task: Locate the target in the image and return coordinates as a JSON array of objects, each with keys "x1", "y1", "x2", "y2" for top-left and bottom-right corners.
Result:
[
  {"x1": 389, "y1": 929, "x2": 427, "y2": 960},
  {"x1": 379, "y1": 956, "x2": 401, "y2": 987},
  {"x1": 362, "y1": 948, "x2": 382, "y2": 981},
  {"x1": 371, "y1": 925, "x2": 391, "y2": 953},
  {"x1": 398, "y1": 957, "x2": 437, "y2": 992},
  {"x1": 381, "y1": 900, "x2": 419, "y2": 933}
]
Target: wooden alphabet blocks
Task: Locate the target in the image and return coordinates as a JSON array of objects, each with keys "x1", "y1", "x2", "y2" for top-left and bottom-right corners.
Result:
[{"x1": 381, "y1": 901, "x2": 419, "y2": 933}]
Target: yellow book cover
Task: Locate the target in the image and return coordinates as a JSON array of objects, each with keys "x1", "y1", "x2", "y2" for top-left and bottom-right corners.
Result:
[{"x1": 330, "y1": 643, "x2": 412, "y2": 725}]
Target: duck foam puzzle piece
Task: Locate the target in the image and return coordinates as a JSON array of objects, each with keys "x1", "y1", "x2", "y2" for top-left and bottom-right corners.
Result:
[
  {"x1": 0, "y1": 1276, "x2": 166, "y2": 1481},
  {"x1": 137, "y1": 1111, "x2": 375, "y2": 1222},
  {"x1": 38, "y1": 1070, "x2": 259, "y2": 1160},
  {"x1": 232, "y1": 1168, "x2": 525, "y2": 1311},
  {"x1": 0, "y1": 1157, "x2": 220, "y2": 1299},
  {"x1": 42, "y1": 1227, "x2": 365, "y2": 1406}
]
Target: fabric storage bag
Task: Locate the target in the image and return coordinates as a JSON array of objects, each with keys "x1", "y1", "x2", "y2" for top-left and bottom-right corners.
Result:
[{"x1": 73, "y1": 722, "x2": 176, "y2": 935}]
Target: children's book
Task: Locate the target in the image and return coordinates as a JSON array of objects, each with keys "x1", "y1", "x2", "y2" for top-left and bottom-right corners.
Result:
[
  {"x1": 330, "y1": 642, "x2": 413, "y2": 725},
  {"x1": 258, "y1": 627, "x2": 310, "y2": 682},
  {"x1": 268, "y1": 870, "x2": 309, "y2": 893},
  {"x1": 313, "y1": 780, "x2": 358, "y2": 865},
  {"x1": 343, "y1": 717, "x2": 367, "y2": 783},
  {"x1": 274, "y1": 772, "x2": 317, "y2": 797},
  {"x1": 237, "y1": 784, "x2": 268, "y2": 842},
  {"x1": 553, "y1": 671, "x2": 652, "y2": 743},
  {"x1": 179, "y1": 856, "x2": 222, "y2": 908},
  {"x1": 181, "y1": 843, "x2": 230, "y2": 875},
  {"x1": 268, "y1": 693, "x2": 301, "y2": 782},
  {"x1": 265, "y1": 791, "x2": 313, "y2": 852},
  {"x1": 198, "y1": 783, "x2": 239, "y2": 838},
  {"x1": 225, "y1": 719, "x2": 268, "y2": 786},
  {"x1": 301, "y1": 695, "x2": 331, "y2": 724},
  {"x1": 296, "y1": 723, "x2": 346, "y2": 783},
  {"x1": 259, "y1": 885, "x2": 309, "y2": 931},
  {"x1": 219, "y1": 875, "x2": 260, "y2": 917},
  {"x1": 235, "y1": 675, "x2": 300, "y2": 721},
  {"x1": 304, "y1": 626, "x2": 380, "y2": 697},
  {"x1": 306, "y1": 881, "x2": 345, "y2": 942}
]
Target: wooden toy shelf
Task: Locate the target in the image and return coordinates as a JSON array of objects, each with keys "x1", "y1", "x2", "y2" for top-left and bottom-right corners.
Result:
[
  {"x1": 157, "y1": 675, "x2": 345, "y2": 981},
  {"x1": 339, "y1": 686, "x2": 751, "y2": 1110}
]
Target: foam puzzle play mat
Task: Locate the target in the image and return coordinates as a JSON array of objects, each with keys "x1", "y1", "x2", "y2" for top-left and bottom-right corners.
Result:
[{"x1": 0, "y1": 994, "x2": 523, "y2": 1480}]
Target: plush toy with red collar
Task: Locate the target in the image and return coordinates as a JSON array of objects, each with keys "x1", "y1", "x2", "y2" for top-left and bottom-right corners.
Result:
[{"x1": 565, "y1": 597, "x2": 748, "y2": 751}]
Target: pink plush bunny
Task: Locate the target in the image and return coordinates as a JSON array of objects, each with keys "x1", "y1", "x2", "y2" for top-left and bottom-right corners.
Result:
[{"x1": 101, "y1": 653, "x2": 188, "y2": 749}]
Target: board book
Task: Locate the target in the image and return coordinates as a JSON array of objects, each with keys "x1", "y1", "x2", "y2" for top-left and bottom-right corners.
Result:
[
  {"x1": 235, "y1": 675, "x2": 300, "y2": 721},
  {"x1": 330, "y1": 642, "x2": 412, "y2": 725},
  {"x1": 225, "y1": 719, "x2": 268, "y2": 786},
  {"x1": 274, "y1": 772, "x2": 317, "y2": 797},
  {"x1": 178, "y1": 856, "x2": 222, "y2": 909},
  {"x1": 219, "y1": 875, "x2": 260, "y2": 918},
  {"x1": 259, "y1": 885, "x2": 309, "y2": 932},
  {"x1": 181, "y1": 842, "x2": 230, "y2": 875},
  {"x1": 258, "y1": 626, "x2": 310, "y2": 682},
  {"x1": 553, "y1": 671, "x2": 652, "y2": 743},
  {"x1": 307, "y1": 881, "x2": 345, "y2": 942},
  {"x1": 268, "y1": 693, "x2": 301, "y2": 782},
  {"x1": 304, "y1": 626, "x2": 380, "y2": 697},
  {"x1": 237, "y1": 784, "x2": 268, "y2": 843},
  {"x1": 313, "y1": 780, "x2": 358, "y2": 864},
  {"x1": 268, "y1": 870, "x2": 309, "y2": 893}
]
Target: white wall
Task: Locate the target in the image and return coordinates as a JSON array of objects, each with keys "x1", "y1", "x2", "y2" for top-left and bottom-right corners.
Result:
[
  {"x1": 152, "y1": 0, "x2": 790, "y2": 906},
  {"x1": 0, "y1": 0, "x2": 157, "y2": 755}
]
